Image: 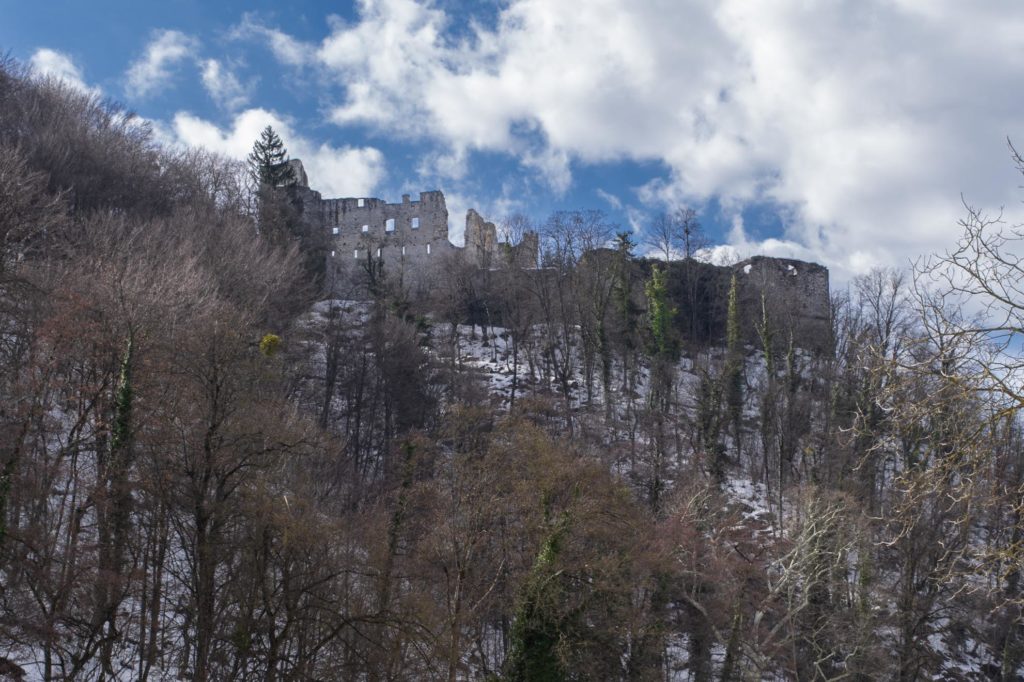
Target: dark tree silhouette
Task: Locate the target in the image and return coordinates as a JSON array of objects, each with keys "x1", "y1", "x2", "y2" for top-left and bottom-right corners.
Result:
[{"x1": 247, "y1": 125, "x2": 295, "y2": 188}]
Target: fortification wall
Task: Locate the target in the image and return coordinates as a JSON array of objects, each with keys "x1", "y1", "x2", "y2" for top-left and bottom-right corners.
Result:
[
  {"x1": 639, "y1": 254, "x2": 830, "y2": 353},
  {"x1": 323, "y1": 191, "x2": 455, "y2": 275},
  {"x1": 290, "y1": 186, "x2": 458, "y2": 293},
  {"x1": 734, "y1": 256, "x2": 831, "y2": 352},
  {"x1": 290, "y1": 168, "x2": 538, "y2": 294},
  {"x1": 288, "y1": 163, "x2": 828, "y2": 350}
]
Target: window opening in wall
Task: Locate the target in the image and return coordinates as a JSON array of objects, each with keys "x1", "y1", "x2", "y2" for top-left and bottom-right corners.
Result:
[
  {"x1": 402, "y1": 246, "x2": 406, "y2": 255},
  {"x1": 411, "y1": 217, "x2": 420, "y2": 229},
  {"x1": 377, "y1": 248, "x2": 381, "y2": 257},
  {"x1": 332, "y1": 227, "x2": 340, "y2": 235},
  {"x1": 426, "y1": 243, "x2": 431, "y2": 254},
  {"x1": 331, "y1": 250, "x2": 336, "y2": 257},
  {"x1": 385, "y1": 218, "x2": 395, "y2": 232},
  {"x1": 362, "y1": 224, "x2": 369, "y2": 233},
  {"x1": 357, "y1": 198, "x2": 364, "y2": 207},
  {"x1": 354, "y1": 249, "x2": 359, "y2": 258}
]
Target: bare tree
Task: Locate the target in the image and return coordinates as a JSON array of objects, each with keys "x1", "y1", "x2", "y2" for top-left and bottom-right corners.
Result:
[
  {"x1": 916, "y1": 205, "x2": 1024, "y2": 409},
  {"x1": 645, "y1": 207, "x2": 706, "y2": 261}
]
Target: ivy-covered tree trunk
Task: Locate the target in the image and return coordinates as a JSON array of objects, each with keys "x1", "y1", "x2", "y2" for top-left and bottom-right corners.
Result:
[
  {"x1": 724, "y1": 274, "x2": 744, "y2": 464},
  {"x1": 505, "y1": 513, "x2": 571, "y2": 682},
  {"x1": 98, "y1": 335, "x2": 136, "y2": 677}
]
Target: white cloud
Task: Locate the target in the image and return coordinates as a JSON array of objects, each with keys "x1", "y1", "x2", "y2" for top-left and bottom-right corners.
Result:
[
  {"x1": 247, "y1": 1, "x2": 1024, "y2": 280},
  {"x1": 29, "y1": 48, "x2": 100, "y2": 95},
  {"x1": 701, "y1": 211, "x2": 818, "y2": 266},
  {"x1": 625, "y1": 207, "x2": 646, "y2": 236},
  {"x1": 596, "y1": 189, "x2": 622, "y2": 211},
  {"x1": 415, "y1": 146, "x2": 470, "y2": 182},
  {"x1": 521, "y1": 146, "x2": 572, "y2": 195},
  {"x1": 200, "y1": 59, "x2": 250, "y2": 110},
  {"x1": 126, "y1": 29, "x2": 199, "y2": 98},
  {"x1": 231, "y1": 13, "x2": 316, "y2": 66},
  {"x1": 168, "y1": 107, "x2": 386, "y2": 197}
]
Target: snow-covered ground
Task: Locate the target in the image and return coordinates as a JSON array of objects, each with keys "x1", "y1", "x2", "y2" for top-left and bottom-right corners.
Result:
[{"x1": 281, "y1": 301, "x2": 1019, "y2": 680}]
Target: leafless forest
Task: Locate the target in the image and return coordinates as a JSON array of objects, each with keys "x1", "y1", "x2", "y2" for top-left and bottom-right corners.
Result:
[{"x1": 2, "y1": 57, "x2": 1024, "y2": 681}]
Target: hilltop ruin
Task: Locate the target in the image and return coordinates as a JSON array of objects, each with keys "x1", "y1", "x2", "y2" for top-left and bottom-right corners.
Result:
[
  {"x1": 287, "y1": 159, "x2": 830, "y2": 351},
  {"x1": 287, "y1": 161, "x2": 538, "y2": 293}
]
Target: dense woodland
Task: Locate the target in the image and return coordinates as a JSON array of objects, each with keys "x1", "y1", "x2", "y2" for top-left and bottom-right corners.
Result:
[{"x1": 3, "y1": 57, "x2": 1024, "y2": 681}]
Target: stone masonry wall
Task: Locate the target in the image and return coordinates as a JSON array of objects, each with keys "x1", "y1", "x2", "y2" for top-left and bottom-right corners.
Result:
[
  {"x1": 291, "y1": 182, "x2": 458, "y2": 293},
  {"x1": 289, "y1": 160, "x2": 829, "y2": 352},
  {"x1": 322, "y1": 190, "x2": 455, "y2": 286},
  {"x1": 290, "y1": 163, "x2": 538, "y2": 295},
  {"x1": 649, "y1": 254, "x2": 830, "y2": 353},
  {"x1": 734, "y1": 256, "x2": 831, "y2": 352}
]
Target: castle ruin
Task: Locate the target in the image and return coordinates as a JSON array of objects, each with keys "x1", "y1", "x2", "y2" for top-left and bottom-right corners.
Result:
[
  {"x1": 288, "y1": 159, "x2": 830, "y2": 351},
  {"x1": 288, "y1": 160, "x2": 538, "y2": 294}
]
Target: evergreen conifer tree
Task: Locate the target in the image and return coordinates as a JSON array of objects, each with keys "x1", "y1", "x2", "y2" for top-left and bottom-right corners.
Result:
[{"x1": 247, "y1": 125, "x2": 295, "y2": 187}]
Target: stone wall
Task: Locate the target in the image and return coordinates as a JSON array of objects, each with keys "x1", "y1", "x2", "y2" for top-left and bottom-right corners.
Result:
[
  {"x1": 289, "y1": 163, "x2": 538, "y2": 295},
  {"x1": 647, "y1": 255, "x2": 831, "y2": 353},
  {"x1": 734, "y1": 256, "x2": 831, "y2": 351},
  {"x1": 464, "y1": 208, "x2": 497, "y2": 266},
  {"x1": 320, "y1": 190, "x2": 456, "y2": 285},
  {"x1": 287, "y1": 159, "x2": 830, "y2": 352}
]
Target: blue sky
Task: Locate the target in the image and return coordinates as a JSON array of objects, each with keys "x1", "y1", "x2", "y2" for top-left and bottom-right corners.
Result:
[{"x1": 4, "y1": 0, "x2": 1024, "y2": 281}]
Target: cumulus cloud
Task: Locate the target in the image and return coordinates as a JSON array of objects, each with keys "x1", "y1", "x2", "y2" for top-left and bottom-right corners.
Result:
[
  {"x1": 126, "y1": 29, "x2": 199, "y2": 98},
  {"x1": 29, "y1": 48, "x2": 100, "y2": 95},
  {"x1": 168, "y1": 107, "x2": 386, "y2": 197},
  {"x1": 699, "y1": 213, "x2": 819, "y2": 267},
  {"x1": 200, "y1": 59, "x2": 250, "y2": 110},
  {"x1": 244, "y1": 0, "x2": 1024, "y2": 278}
]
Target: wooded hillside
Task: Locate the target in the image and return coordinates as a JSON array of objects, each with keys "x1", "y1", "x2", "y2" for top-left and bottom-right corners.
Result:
[{"x1": 1, "y1": 57, "x2": 1023, "y2": 681}]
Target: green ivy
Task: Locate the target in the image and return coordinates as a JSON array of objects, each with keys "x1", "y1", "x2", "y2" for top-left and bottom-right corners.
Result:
[
  {"x1": 259, "y1": 333, "x2": 281, "y2": 357},
  {"x1": 644, "y1": 265, "x2": 676, "y2": 359}
]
